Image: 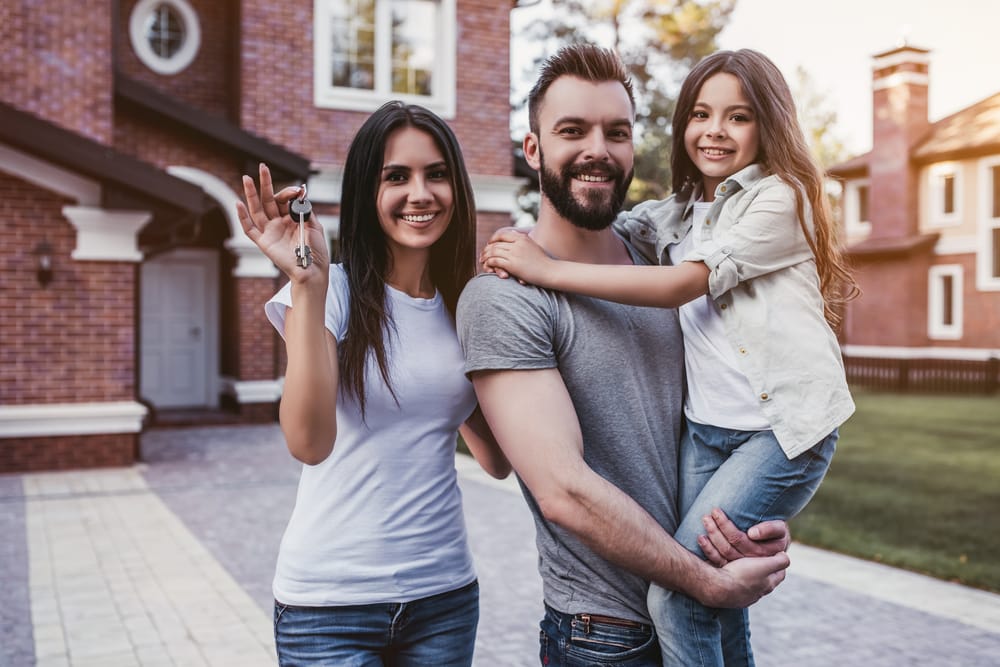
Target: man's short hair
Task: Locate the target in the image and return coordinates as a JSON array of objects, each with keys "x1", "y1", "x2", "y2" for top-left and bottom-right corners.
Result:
[{"x1": 527, "y1": 44, "x2": 635, "y2": 135}]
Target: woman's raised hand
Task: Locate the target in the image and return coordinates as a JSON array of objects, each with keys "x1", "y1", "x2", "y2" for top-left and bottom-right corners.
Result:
[{"x1": 236, "y1": 163, "x2": 330, "y2": 282}]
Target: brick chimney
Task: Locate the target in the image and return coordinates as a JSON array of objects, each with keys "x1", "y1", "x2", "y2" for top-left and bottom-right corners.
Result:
[{"x1": 869, "y1": 44, "x2": 930, "y2": 240}]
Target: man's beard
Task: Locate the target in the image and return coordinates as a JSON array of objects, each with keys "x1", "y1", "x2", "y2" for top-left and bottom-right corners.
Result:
[{"x1": 538, "y1": 151, "x2": 633, "y2": 231}]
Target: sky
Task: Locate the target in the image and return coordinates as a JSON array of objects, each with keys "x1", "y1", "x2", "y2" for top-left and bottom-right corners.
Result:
[{"x1": 511, "y1": 0, "x2": 1000, "y2": 157}]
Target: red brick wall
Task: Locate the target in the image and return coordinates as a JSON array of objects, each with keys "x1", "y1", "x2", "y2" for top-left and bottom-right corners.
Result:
[
  {"x1": 114, "y1": 111, "x2": 243, "y2": 189},
  {"x1": 0, "y1": 434, "x2": 136, "y2": 473},
  {"x1": 930, "y1": 255, "x2": 1000, "y2": 349},
  {"x1": 869, "y1": 53, "x2": 929, "y2": 241},
  {"x1": 0, "y1": 0, "x2": 113, "y2": 143},
  {"x1": 475, "y1": 211, "x2": 515, "y2": 261},
  {"x1": 238, "y1": 0, "x2": 511, "y2": 178},
  {"x1": 0, "y1": 177, "x2": 135, "y2": 405},
  {"x1": 235, "y1": 277, "x2": 280, "y2": 381},
  {"x1": 845, "y1": 252, "x2": 932, "y2": 347},
  {"x1": 116, "y1": 0, "x2": 239, "y2": 120}
]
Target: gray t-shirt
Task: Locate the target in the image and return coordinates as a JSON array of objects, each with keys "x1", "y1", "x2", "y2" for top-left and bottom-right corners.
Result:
[{"x1": 456, "y1": 251, "x2": 685, "y2": 623}]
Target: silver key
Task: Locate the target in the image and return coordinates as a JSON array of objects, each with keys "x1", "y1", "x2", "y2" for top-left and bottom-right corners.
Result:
[{"x1": 291, "y1": 185, "x2": 313, "y2": 268}]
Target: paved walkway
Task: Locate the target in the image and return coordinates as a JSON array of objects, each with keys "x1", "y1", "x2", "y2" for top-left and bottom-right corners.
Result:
[{"x1": 1, "y1": 424, "x2": 998, "y2": 666}]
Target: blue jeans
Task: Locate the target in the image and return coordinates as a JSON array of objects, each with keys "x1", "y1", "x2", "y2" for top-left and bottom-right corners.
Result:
[
  {"x1": 649, "y1": 420, "x2": 837, "y2": 667},
  {"x1": 539, "y1": 604, "x2": 661, "y2": 666},
  {"x1": 274, "y1": 580, "x2": 479, "y2": 666}
]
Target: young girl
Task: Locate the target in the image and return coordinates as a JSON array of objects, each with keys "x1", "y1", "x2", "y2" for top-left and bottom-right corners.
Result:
[
  {"x1": 237, "y1": 102, "x2": 509, "y2": 666},
  {"x1": 481, "y1": 49, "x2": 857, "y2": 667}
]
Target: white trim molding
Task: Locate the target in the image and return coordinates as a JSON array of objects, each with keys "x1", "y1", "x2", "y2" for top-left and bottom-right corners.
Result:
[
  {"x1": 220, "y1": 377, "x2": 284, "y2": 404},
  {"x1": 0, "y1": 144, "x2": 101, "y2": 205},
  {"x1": 872, "y1": 71, "x2": 929, "y2": 90},
  {"x1": 0, "y1": 401, "x2": 148, "y2": 438},
  {"x1": 928, "y1": 264, "x2": 963, "y2": 340},
  {"x1": 842, "y1": 345, "x2": 1000, "y2": 361},
  {"x1": 473, "y1": 174, "x2": 526, "y2": 214},
  {"x1": 129, "y1": 0, "x2": 202, "y2": 76},
  {"x1": 843, "y1": 178, "x2": 872, "y2": 240},
  {"x1": 310, "y1": 165, "x2": 524, "y2": 216},
  {"x1": 976, "y1": 155, "x2": 1000, "y2": 291},
  {"x1": 927, "y1": 162, "x2": 963, "y2": 228},
  {"x1": 873, "y1": 50, "x2": 931, "y2": 70},
  {"x1": 934, "y1": 234, "x2": 978, "y2": 255},
  {"x1": 313, "y1": 0, "x2": 457, "y2": 118},
  {"x1": 62, "y1": 207, "x2": 150, "y2": 262}
]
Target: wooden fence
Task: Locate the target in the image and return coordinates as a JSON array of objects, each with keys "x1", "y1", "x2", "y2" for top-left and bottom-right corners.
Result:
[{"x1": 844, "y1": 355, "x2": 1000, "y2": 394}]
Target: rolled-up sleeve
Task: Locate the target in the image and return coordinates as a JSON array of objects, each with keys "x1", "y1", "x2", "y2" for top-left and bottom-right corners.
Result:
[{"x1": 683, "y1": 179, "x2": 816, "y2": 298}]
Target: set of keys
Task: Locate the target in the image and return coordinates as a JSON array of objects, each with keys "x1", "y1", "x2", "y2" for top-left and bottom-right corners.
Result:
[{"x1": 290, "y1": 185, "x2": 313, "y2": 268}]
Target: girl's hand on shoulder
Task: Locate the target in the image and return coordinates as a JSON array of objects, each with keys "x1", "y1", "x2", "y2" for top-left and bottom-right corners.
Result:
[
  {"x1": 480, "y1": 228, "x2": 551, "y2": 285},
  {"x1": 236, "y1": 163, "x2": 330, "y2": 285}
]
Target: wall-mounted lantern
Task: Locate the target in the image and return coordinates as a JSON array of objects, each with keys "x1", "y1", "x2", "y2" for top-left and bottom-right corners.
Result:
[{"x1": 33, "y1": 241, "x2": 54, "y2": 287}]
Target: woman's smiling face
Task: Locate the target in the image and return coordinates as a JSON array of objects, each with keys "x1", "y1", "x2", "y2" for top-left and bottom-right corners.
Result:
[{"x1": 377, "y1": 126, "x2": 454, "y2": 257}]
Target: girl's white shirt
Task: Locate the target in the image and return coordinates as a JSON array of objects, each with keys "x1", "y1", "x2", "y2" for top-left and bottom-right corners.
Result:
[
  {"x1": 616, "y1": 164, "x2": 854, "y2": 458},
  {"x1": 669, "y1": 200, "x2": 770, "y2": 431},
  {"x1": 265, "y1": 264, "x2": 477, "y2": 605}
]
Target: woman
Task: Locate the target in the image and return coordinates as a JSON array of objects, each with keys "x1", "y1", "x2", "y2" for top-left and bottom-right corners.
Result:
[{"x1": 236, "y1": 101, "x2": 510, "y2": 666}]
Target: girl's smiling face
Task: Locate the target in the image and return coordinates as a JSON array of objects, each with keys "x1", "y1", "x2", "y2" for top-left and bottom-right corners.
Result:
[{"x1": 684, "y1": 72, "x2": 760, "y2": 199}]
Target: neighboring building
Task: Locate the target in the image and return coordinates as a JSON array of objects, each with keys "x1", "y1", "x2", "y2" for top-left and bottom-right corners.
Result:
[
  {"x1": 830, "y1": 43, "x2": 1000, "y2": 391},
  {"x1": 0, "y1": 0, "x2": 522, "y2": 472}
]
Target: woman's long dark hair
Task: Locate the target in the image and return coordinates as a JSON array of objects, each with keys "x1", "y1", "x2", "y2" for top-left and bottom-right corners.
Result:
[
  {"x1": 671, "y1": 49, "x2": 859, "y2": 328},
  {"x1": 338, "y1": 101, "x2": 476, "y2": 416}
]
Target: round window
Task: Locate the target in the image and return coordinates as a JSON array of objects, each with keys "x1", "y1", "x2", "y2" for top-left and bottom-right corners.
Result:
[{"x1": 129, "y1": 0, "x2": 201, "y2": 75}]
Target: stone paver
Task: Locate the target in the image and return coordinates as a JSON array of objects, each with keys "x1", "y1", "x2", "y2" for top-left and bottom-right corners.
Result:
[{"x1": 1, "y1": 423, "x2": 998, "y2": 666}]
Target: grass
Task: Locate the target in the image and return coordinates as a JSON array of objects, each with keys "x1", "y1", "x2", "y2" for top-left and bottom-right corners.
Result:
[{"x1": 790, "y1": 390, "x2": 1000, "y2": 592}]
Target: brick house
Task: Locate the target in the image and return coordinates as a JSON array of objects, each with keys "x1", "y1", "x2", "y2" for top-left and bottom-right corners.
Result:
[
  {"x1": 829, "y1": 44, "x2": 1000, "y2": 389},
  {"x1": 0, "y1": 0, "x2": 522, "y2": 472}
]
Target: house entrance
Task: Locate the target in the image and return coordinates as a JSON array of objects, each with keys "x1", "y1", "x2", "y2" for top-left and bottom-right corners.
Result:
[{"x1": 139, "y1": 248, "x2": 219, "y2": 408}]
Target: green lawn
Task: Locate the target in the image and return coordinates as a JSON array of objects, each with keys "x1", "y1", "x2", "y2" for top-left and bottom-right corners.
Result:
[{"x1": 790, "y1": 390, "x2": 1000, "y2": 592}]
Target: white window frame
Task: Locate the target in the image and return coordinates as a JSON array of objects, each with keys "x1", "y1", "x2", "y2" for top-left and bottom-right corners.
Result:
[
  {"x1": 928, "y1": 264, "x2": 963, "y2": 340},
  {"x1": 976, "y1": 155, "x2": 1000, "y2": 291},
  {"x1": 843, "y1": 179, "x2": 871, "y2": 237},
  {"x1": 928, "y1": 162, "x2": 962, "y2": 227},
  {"x1": 313, "y1": 0, "x2": 457, "y2": 118},
  {"x1": 129, "y1": 0, "x2": 201, "y2": 76}
]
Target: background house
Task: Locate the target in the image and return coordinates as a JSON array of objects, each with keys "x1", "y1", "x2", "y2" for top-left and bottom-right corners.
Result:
[
  {"x1": 830, "y1": 43, "x2": 1000, "y2": 392},
  {"x1": 0, "y1": 0, "x2": 522, "y2": 472}
]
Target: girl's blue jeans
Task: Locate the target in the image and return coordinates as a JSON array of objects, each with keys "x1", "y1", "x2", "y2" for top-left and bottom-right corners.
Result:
[
  {"x1": 649, "y1": 419, "x2": 837, "y2": 667},
  {"x1": 273, "y1": 580, "x2": 479, "y2": 666}
]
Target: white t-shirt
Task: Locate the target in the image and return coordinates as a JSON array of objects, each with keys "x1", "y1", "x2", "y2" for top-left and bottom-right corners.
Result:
[
  {"x1": 669, "y1": 201, "x2": 770, "y2": 431},
  {"x1": 265, "y1": 264, "x2": 477, "y2": 605}
]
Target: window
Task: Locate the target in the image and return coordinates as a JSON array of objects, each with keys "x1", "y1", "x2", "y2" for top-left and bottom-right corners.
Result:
[
  {"x1": 928, "y1": 163, "x2": 962, "y2": 226},
  {"x1": 129, "y1": 0, "x2": 201, "y2": 75},
  {"x1": 314, "y1": 0, "x2": 456, "y2": 117},
  {"x1": 978, "y1": 157, "x2": 1000, "y2": 290},
  {"x1": 843, "y1": 179, "x2": 871, "y2": 237},
  {"x1": 928, "y1": 265, "x2": 963, "y2": 340}
]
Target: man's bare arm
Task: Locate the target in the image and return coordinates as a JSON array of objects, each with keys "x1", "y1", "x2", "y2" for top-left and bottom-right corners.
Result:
[{"x1": 471, "y1": 367, "x2": 788, "y2": 608}]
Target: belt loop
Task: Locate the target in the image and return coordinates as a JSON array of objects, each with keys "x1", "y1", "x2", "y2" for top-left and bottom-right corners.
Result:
[{"x1": 578, "y1": 613, "x2": 591, "y2": 634}]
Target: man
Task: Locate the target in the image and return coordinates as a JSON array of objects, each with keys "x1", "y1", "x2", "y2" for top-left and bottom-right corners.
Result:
[{"x1": 456, "y1": 44, "x2": 790, "y2": 665}]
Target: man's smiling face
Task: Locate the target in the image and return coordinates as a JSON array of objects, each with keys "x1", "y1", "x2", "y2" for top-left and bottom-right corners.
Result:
[{"x1": 528, "y1": 76, "x2": 635, "y2": 230}]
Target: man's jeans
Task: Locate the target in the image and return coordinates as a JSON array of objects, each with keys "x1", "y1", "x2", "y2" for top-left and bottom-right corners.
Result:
[
  {"x1": 649, "y1": 420, "x2": 837, "y2": 667},
  {"x1": 539, "y1": 604, "x2": 661, "y2": 666},
  {"x1": 274, "y1": 580, "x2": 478, "y2": 666}
]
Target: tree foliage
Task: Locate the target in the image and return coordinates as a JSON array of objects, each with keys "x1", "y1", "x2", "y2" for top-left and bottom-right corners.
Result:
[{"x1": 512, "y1": 0, "x2": 736, "y2": 205}]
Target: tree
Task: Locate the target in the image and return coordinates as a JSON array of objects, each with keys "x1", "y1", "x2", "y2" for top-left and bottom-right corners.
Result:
[
  {"x1": 511, "y1": 0, "x2": 736, "y2": 205},
  {"x1": 790, "y1": 66, "x2": 849, "y2": 221}
]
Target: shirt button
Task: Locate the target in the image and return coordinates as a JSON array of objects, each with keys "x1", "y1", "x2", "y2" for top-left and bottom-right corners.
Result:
[
  {"x1": 720, "y1": 303, "x2": 727, "y2": 310},
  {"x1": 760, "y1": 393, "x2": 769, "y2": 401},
  {"x1": 739, "y1": 347, "x2": 747, "y2": 355}
]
